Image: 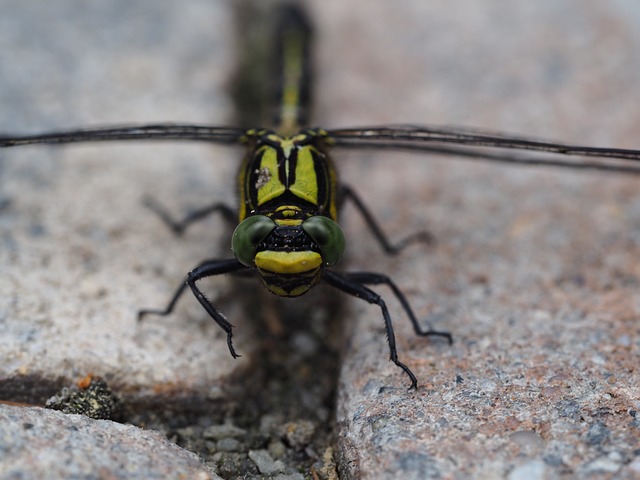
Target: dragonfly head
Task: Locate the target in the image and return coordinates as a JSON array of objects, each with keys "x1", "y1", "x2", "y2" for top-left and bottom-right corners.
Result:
[{"x1": 232, "y1": 214, "x2": 345, "y2": 297}]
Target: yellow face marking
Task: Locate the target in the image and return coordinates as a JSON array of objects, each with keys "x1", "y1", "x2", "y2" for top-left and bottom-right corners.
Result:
[
  {"x1": 255, "y1": 250, "x2": 322, "y2": 297},
  {"x1": 254, "y1": 251, "x2": 322, "y2": 275}
]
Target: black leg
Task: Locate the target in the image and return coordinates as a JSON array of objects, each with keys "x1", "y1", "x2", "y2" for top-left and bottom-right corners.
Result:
[
  {"x1": 323, "y1": 270, "x2": 424, "y2": 389},
  {"x1": 143, "y1": 195, "x2": 236, "y2": 235},
  {"x1": 339, "y1": 271, "x2": 452, "y2": 343},
  {"x1": 340, "y1": 185, "x2": 434, "y2": 254},
  {"x1": 139, "y1": 258, "x2": 247, "y2": 358},
  {"x1": 138, "y1": 281, "x2": 189, "y2": 320}
]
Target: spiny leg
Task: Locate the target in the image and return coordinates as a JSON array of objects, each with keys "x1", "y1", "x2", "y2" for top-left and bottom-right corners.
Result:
[
  {"x1": 340, "y1": 271, "x2": 452, "y2": 343},
  {"x1": 139, "y1": 258, "x2": 247, "y2": 358},
  {"x1": 323, "y1": 270, "x2": 422, "y2": 389},
  {"x1": 137, "y1": 281, "x2": 189, "y2": 320},
  {"x1": 137, "y1": 257, "x2": 237, "y2": 318},
  {"x1": 143, "y1": 195, "x2": 236, "y2": 235},
  {"x1": 340, "y1": 185, "x2": 434, "y2": 254}
]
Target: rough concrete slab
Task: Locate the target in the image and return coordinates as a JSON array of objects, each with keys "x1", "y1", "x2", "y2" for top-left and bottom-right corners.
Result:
[
  {"x1": 0, "y1": 403, "x2": 219, "y2": 479},
  {"x1": 0, "y1": 1, "x2": 250, "y2": 404},
  {"x1": 310, "y1": 1, "x2": 640, "y2": 479}
]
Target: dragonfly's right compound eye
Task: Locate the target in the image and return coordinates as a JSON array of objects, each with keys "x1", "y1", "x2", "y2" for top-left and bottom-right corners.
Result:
[
  {"x1": 232, "y1": 215, "x2": 277, "y2": 266},
  {"x1": 301, "y1": 215, "x2": 345, "y2": 267}
]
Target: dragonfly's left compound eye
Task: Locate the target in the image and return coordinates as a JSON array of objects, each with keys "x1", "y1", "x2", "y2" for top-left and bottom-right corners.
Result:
[
  {"x1": 302, "y1": 216, "x2": 345, "y2": 267},
  {"x1": 232, "y1": 215, "x2": 277, "y2": 266}
]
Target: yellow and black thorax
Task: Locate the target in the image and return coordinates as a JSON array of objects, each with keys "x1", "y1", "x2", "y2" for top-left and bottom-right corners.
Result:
[{"x1": 232, "y1": 128, "x2": 343, "y2": 297}]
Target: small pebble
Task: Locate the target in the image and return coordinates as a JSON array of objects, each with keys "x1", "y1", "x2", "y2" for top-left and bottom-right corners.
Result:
[
  {"x1": 216, "y1": 437, "x2": 241, "y2": 452},
  {"x1": 248, "y1": 449, "x2": 285, "y2": 475},
  {"x1": 268, "y1": 439, "x2": 287, "y2": 459},
  {"x1": 284, "y1": 420, "x2": 316, "y2": 450}
]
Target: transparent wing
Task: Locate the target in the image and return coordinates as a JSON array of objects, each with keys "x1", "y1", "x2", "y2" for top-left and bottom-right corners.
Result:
[
  {"x1": 3, "y1": 122, "x2": 640, "y2": 175},
  {"x1": 0, "y1": 124, "x2": 248, "y2": 147},
  {"x1": 326, "y1": 125, "x2": 640, "y2": 174}
]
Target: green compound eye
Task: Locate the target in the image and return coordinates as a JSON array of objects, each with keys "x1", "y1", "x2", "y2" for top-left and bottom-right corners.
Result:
[
  {"x1": 302, "y1": 216, "x2": 345, "y2": 267},
  {"x1": 232, "y1": 215, "x2": 276, "y2": 266}
]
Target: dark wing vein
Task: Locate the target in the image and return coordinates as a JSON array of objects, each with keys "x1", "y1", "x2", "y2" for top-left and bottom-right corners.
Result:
[
  {"x1": 326, "y1": 125, "x2": 640, "y2": 173},
  {"x1": 0, "y1": 124, "x2": 247, "y2": 147}
]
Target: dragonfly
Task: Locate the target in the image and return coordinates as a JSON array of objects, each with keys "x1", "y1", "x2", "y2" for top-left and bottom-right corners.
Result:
[{"x1": 1, "y1": 5, "x2": 639, "y2": 389}]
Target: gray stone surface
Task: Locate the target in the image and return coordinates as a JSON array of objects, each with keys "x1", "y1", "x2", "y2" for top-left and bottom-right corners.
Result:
[
  {"x1": 1, "y1": 1, "x2": 639, "y2": 479},
  {"x1": 0, "y1": 0, "x2": 249, "y2": 403},
  {"x1": 0, "y1": 404, "x2": 219, "y2": 479},
  {"x1": 314, "y1": 1, "x2": 640, "y2": 479}
]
